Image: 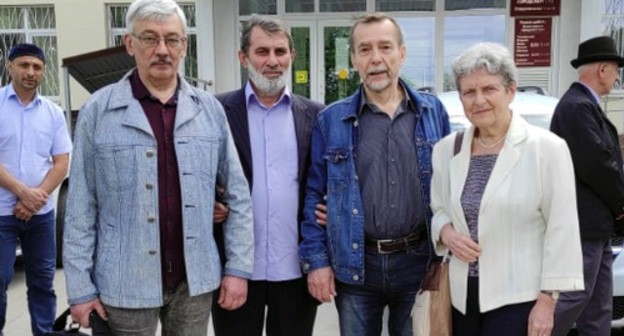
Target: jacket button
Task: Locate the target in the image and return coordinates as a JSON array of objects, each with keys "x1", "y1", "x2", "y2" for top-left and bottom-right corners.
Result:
[
  {"x1": 303, "y1": 263, "x2": 310, "y2": 271},
  {"x1": 352, "y1": 209, "x2": 358, "y2": 215},
  {"x1": 147, "y1": 217, "x2": 155, "y2": 223},
  {"x1": 148, "y1": 250, "x2": 156, "y2": 255},
  {"x1": 352, "y1": 275, "x2": 359, "y2": 281},
  {"x1": 352, "y1": 243, "x2": 358, "y2": 249},
  {"x1": 145, "y1": 183, "x2": 153, "y2": 190},
  {"x1": 146, "y1": 150, "x2": 155, "y2": 158}
]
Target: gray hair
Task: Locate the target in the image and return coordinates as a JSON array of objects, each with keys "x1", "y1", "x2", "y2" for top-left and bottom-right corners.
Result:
[
  {"x1": 240, "y1": 16, "x2": 293, "y2": 55},
  {"x1": 349, "y1": 13, "x2": 404, "y2": 54},
  {"x1": 125, "y1": 0, "x2": 187, "y2": 35},
  {"x1": 451, "y1": 42, "x2": 518, "y2": 91}
]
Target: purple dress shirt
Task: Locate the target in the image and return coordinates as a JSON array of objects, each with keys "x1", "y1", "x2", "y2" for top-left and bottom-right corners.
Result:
[{"x1": 246, "y1": 83, "x2": 301, "y2": 281}]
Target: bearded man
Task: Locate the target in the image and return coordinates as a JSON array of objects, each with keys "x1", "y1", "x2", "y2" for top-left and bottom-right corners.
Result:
[{"x1": 211, "y1": 16, "x2": 325, "y2": 336}]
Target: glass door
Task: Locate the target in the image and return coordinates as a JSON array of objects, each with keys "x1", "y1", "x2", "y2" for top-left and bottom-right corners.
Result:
[
  {"x1": 285, "y1": 21, "x2": 317, "y2": 101},
  {"x1": 318, "y1": 21, "x2": 360, "y2": 105},
  {"x1": 286, "y1": 20, "x2": 359, "y2": 104}
]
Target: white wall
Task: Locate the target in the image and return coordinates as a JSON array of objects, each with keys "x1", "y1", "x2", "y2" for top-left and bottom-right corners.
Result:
[
  {"x1": 553, "y1": 0, "x2": 582, "y2": 98},
  {"x1": 212, "y1": 0, "x2": 240, "y2": 93}
]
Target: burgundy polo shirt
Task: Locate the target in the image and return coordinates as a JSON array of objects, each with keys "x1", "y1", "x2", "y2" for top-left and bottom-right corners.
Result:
[{"x1": 130, "y1": 71, "x2": 185, "y2": 289}]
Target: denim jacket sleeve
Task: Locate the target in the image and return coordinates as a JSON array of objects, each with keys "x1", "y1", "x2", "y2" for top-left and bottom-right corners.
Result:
[{"x1": 299, "y1": 114, "x2": 331, "y2": 273}]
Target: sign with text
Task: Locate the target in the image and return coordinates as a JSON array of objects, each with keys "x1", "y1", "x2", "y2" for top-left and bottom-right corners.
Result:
[
  {"x1": 335, "y1": 37, "x2": 349, "y2": 79},
  {"x1": 514, "y1": 18, "x2": 552, "y2": 67},
  {"x1": 511, "y1": 0, "x2": 560, "y2": 17}
]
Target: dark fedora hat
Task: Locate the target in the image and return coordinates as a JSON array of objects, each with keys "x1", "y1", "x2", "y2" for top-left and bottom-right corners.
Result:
[{"x1": 571, "y1": 36, "x2": 624, "y2": 68}]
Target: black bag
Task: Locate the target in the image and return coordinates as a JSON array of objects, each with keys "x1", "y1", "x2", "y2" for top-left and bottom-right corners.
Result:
[
  {"x1": 89, "y1": 311, "x2": 113, "y2": 335},
  {"x1": 43, "y1": 308, "x2": 89, "y2": 336}
]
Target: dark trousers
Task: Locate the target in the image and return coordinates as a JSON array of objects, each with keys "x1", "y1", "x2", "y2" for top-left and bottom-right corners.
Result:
[
  {"x1": 211, "y1": 277, "x2": 317, "y2": 336},
  {"x1": 0, "y1": 211, "x2": 56, "y2": 336},
  {"x1": 452, "y1": 277, "x2": 534, "y2": 336},
  {"x1": 553, "y1": 238, "x2": 612, "y2": 336}
]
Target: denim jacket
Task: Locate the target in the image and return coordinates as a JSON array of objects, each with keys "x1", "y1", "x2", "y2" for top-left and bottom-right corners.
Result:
[
  {"x1": 299, "y1": 80, "x2": 450, "y2": 284},
  {"x1": 63, "y1": 71, "x2": 254, "y2": 308}
]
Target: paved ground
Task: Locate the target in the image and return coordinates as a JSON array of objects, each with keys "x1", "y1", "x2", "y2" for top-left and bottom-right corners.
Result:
[
  {"x1": 4, "y1": 262, "x2": 346, "y2": 335},
  {"x1": 9, "y1": 261, "x2": 621, "y2": 336}
]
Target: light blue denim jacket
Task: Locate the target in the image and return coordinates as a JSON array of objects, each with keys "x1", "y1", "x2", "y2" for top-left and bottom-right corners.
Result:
[
  {"x1": 299, "y1": 80, "x2": 450, "y2": 284},
  {"x1": 63, "y1": 71, "x2": 254, "y2": 308}
]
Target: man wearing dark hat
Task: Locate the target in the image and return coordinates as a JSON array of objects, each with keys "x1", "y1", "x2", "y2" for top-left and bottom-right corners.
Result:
[
  {"x1": 550, "y1": 35, "x2": 624, "y2": 336},
  {"x1": 0, "y1": 43, "x2": 71, "y2": 335}
]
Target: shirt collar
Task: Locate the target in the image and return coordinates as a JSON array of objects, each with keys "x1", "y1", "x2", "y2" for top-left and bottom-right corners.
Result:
[
  {"x1": 244, "y1": 81, "x2": 291, "y2": 109},
  {"x1": 7, "y1": 82, "x2": 41, "y2": 107},
  {"x1": 130, "y1": 69, "x2": 179, "y2": 104},
  {"x1": 577, "y1": 81, "x2": 602, "y2": 105},
  {"x1": 357, "y1": 82, "x2": 414, "y2": 116}
]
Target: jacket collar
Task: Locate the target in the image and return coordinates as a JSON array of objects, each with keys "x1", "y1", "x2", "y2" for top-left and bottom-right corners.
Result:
[
  {"x1": 341, "y1": 78, "x2": 437, "y2": 121},
  {"x1": 107, "y1": 69, "x2": 201, "y2": 135},
  {"x1": 453, "y1": 113, "x2": 529, "y2": 212},
  {"x1": 108, "y1": 69, "x2": 199, "y2": 110}
]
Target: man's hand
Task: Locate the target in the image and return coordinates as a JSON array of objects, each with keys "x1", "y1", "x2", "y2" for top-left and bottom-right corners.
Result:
[
  {"x1": 315, "y1": 203, "x2": 327, "y2": 226},
  {"x1": 218, "y1": 275, "x2": 248, "y2": 310},
  {"x1": 213, "y1": 202, "x2": 230, "y2": 224},
  {"x1": 13, "y1": 201, "x2": 35, "y2": 221},
  {"x1": 307, "y1": 266, "x2": 336, "y2": 303},
  {"x1": 70, "y1": 298, "x2": 107, "y2": 328},
  {"x1": 17, "y1": 187, "x2": 48, "y2": 213},
  {"x1": 214, "y1": 186, "x2": 229, "y2": 224}
]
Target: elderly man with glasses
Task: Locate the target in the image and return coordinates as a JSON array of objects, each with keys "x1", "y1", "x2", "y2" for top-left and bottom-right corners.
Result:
[{"x1": 62, "y1": 0, "x2": 254, "y2": 335}]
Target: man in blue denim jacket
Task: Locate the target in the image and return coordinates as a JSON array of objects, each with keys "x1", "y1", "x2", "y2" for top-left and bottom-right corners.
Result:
[
  {"x1": 62, "y1": 0, "x2": 254, "y2": 335},
  {"x1": 299, "y1": 13, "x2": 450, "y2": 336}
]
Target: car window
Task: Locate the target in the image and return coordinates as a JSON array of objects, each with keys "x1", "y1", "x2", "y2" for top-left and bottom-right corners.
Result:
[{"x1": 438, "y1": 90, "x2": 558, "y2": 132}]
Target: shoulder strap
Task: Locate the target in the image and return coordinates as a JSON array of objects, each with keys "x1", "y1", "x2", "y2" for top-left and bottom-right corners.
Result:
[{"x1": 453, "y1": 131, "x2": 464, "y2": 156}]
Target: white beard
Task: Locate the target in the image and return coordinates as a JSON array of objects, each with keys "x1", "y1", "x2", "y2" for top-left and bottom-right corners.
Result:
[
  {"x1": 365, "y1": 67, "x2": 392, "y2": 92},
  {"x1": 247, "y1": 63, "x2": 290, "y2": 96}
]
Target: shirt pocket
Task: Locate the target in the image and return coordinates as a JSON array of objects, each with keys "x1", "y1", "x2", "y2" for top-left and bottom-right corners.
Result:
[
  {"x1": 95, "y1": 145, "x2": 137, "y2": 193},
  {"x1": 185, "y1": 136, "x2": 221, "y2": 186},
  {"x1": 323, "y1": 147, "x2": 351, "y2": 186}
]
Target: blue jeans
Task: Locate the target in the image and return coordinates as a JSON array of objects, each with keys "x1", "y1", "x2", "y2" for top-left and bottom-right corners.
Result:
[
  {"x1": 335, "y1": 242, "x2": 428, "y2": 336},
  {"x1": 0, "y1": 211, "x2": 56, "y2": 336}
]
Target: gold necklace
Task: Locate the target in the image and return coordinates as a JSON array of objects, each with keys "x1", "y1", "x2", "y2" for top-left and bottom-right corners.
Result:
[{"x1": 475, "y1": 134, "x2": 506, "y2": 149}]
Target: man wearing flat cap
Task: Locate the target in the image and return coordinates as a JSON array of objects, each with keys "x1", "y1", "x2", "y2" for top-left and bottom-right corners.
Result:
[
  {"x1": 550, "y1": 35, "x2": 624, "y2": 336},
  {"x1": 0, "y1": 43, "x2": 71, "y2": 335}
]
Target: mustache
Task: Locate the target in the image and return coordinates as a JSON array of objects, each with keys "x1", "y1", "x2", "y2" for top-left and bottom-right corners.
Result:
[
  {"x1": 150, "y1": 58, "x2": 172, "y2": 66},
  {"x1": 367, "y1": 67, "x2": 387, "y2": 75}
]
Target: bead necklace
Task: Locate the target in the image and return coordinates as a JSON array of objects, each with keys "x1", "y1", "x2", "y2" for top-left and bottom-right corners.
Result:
[{"x1": 475, "y1": 134, "x2": 506, "y2": 149}]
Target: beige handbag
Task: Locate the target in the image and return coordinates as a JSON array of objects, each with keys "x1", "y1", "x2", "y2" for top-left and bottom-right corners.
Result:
[{"x1": 411, "y1": 255, "x2": 452, "y2": 336}]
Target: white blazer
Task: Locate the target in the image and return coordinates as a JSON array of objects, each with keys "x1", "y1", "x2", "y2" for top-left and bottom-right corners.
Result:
[{"x1": 430, "y1": 113, "x2": 584, "y2": 314}]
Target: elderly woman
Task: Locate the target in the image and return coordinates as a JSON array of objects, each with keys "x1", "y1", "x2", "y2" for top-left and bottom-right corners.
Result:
[{"x1": 430, "y1": 42, "x2": 584, "y2": 336}]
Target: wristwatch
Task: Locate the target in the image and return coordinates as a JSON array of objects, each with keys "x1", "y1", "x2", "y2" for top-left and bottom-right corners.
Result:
[{"x1": 541, "y1": 290, "x2": 560, "y2": 301}]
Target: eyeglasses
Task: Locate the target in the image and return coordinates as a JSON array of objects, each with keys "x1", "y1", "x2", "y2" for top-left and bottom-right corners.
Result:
[{"x1": 132, "y1": 34, "x2": 187, "y2": 49}]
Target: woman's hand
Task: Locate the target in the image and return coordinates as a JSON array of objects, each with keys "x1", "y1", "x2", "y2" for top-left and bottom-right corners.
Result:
[
  {"x1": 527, "y1": 293, "x2": 557, "y2": 336},
  {"x1": 440, "y1": 223, "x2": 481, "y2": 263}
]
